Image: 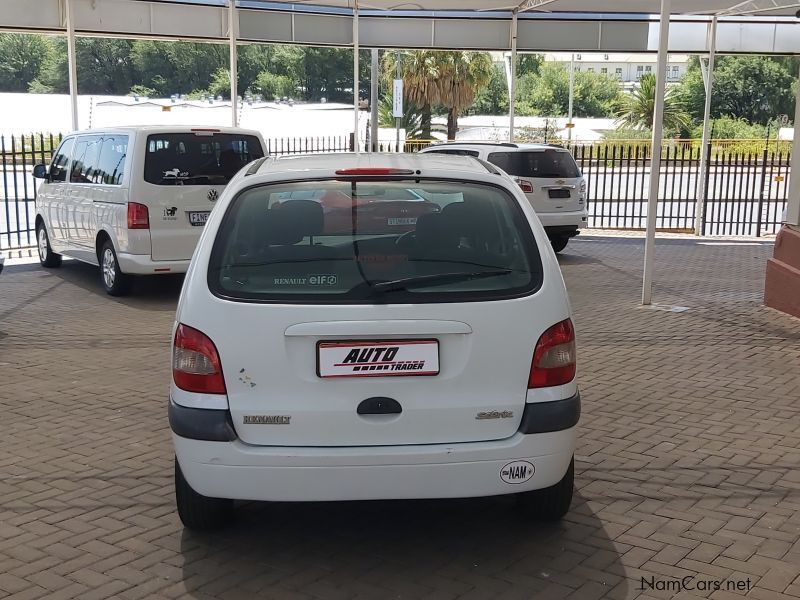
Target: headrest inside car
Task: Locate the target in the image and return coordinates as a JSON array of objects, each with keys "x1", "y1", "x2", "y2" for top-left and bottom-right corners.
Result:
[{"x1": 266, "y1": 200, "x2": 324, "y2": 245}]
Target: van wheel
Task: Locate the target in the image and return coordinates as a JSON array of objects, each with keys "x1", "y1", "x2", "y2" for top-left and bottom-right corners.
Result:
[
  {"x1": 99, "y1": 240, "x2": 131, "y2": 296},
  {"x1": 37, "y1": 224, "x2": 62, "y2": 268},
  {"x1": 517, "y1": 457, "x2": 574, "y2": 521},
  {"x1": 175, "y1": 458, "x2": 234, "y2": 531},
  {"x1": 550, "y1": 237, "x2": 569, "y2": 253}
]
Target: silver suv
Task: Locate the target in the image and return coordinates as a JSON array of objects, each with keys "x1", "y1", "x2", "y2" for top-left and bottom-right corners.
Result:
[{"x1": 420, "y1": 143, "x2": 588, "y2": 252}]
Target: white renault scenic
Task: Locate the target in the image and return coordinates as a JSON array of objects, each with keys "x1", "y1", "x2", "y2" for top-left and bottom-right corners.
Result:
[
  {"x1": 33, "y1": 126, "x2": 265, "y2": 295},
  {"x1": 170, "y1": 153, "x2": 579, "y2": 530}
]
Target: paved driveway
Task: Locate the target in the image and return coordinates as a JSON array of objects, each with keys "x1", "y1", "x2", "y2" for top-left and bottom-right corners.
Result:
[{"x1": 1, "y1": 234, "x2": 799, "y2": 600}]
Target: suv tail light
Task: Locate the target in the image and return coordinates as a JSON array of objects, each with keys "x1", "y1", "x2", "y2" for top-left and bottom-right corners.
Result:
[
  {"x1": 528, "y1": 319, "x2": 576, "y2": 388},
  {"x1": 173, "y1": 324, "x2": 226, "y2": 394},
  {"x1": 127, "y1": 202, "x2": 149, "y2": 229},
  {"x1": 516, "y1": 179, "x2": 534, "y2": 193}
]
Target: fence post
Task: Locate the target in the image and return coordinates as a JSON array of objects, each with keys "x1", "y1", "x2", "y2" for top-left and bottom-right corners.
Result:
[
  {"x1": 699, "y1": 142, "x2": 712, "y2": 236},
  {"x1": 755, "y1": 148, "x2": 768, "y2": 238}
]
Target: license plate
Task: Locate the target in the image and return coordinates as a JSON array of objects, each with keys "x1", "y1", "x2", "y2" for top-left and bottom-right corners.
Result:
[
  {"x1": 317, "y1": 340, "x2": 439, "y2": 378},
  {"x1": 548, "y1": 189, "x2": 571, "y2": 199},
  {"x1": 189, "y1": 211, "x2": 210, "y2": 226},
  {"x1": 387, "y1": 217, "x2": 417, "y2": 226}
]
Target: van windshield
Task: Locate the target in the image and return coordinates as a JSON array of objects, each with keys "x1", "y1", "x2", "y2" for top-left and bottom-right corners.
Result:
[
  {"x1": 208, "y1": 179, "x2": 543, "y2": 303},
  {"x1": 487, "y1": 149, "x2": 581, "y2": 179},
  {"x1": 144, "y1": 133, "x2": 264, "y2": 185}
]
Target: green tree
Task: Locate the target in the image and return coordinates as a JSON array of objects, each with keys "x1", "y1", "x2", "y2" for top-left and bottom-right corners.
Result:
[
  {"x1": 438, "y1": 51, "x2": 493, "y2": 139},
  {"x1": 678, "y1": 56, "x2": 796, "y2": 125},
  {"x1": 0, "y1": 33, "x2": 53, "y2": 92},
  {"x1": 378, "y1": 95, "x2": 423, "y2": 140},
  {"x1": 32, "y1": 37, "x2": 135, "y2": 95},
  {"x1": 253, "y1": 70, "x2": 295, "y2": 100},
  {"x1": 207, "y1": 68, "x2": 232, "y2": 99},
  {"x1": 383, "y1": 50, "x2": 493, "y2": 140},
  {"x1": 516, "y1": 62, "x2": 622, "y2": 118},
  {"x1": 467, "y1": 63, "x2": 508, "y2": 116},
  {"x1": 616, "y1": 73, "x2": 690, "y2": 133},
  {"x1": 131, "y1": 40, "x2": 226, "y2": 96}
]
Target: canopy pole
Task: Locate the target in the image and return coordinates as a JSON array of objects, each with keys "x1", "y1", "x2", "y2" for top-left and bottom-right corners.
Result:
[
  {"x1": 642, "y1": 0, "x2": 671, "y2": 306},
  {"x1": 353, "y1": 1, "x2": 360, "y2": 154},
  {"x1": 228, "y1": 0, "x2": 238, "y2": 127},
  {"x1": 694, "y1": 16, "x2": 717, "y2": 236},
  {"x1": 568, "y1": 53, "x2": 575, "y2": 143},
  {"x1": 786, "y1": 64, "x2": 800, "y2": 227},
  {"x1": 65, "y1": 0, "x2": 78, "y2": 130},
  {"x1": 370, "y1": 49, "x2": 379, "y2": 152},
  {"x1": 508, "y1": 10, "x2": 518, "y2": 143}
]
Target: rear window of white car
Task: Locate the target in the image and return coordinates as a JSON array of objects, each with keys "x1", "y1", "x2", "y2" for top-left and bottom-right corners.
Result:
[
  {"x1": 488, "y1": 149, "x2": 580, "y2": 179},
  {"x1": 208, "y1": 179, "x2": 542, "y2": 303},
  {"x1": 144, "y1": 133, "x2": 264, "y2": 185}
]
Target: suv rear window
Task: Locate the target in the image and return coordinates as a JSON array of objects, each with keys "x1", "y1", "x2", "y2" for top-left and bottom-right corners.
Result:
[
  {"x1": 487, "y1": 149, "x2": 580, "y2": 179},
  {"x1": 208, "y1": 179, "x2": 542, "y2": 304},
  {"x1": 144, "y1": 133, "x2": 264, "y2": 185}
]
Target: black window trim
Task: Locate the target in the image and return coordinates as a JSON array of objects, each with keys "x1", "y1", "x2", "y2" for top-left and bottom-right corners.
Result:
[
  {"x1": 48, "y1": 136, "x2": 76, "y2": 183},
  {"x1": 206, "y1": 176, "x2": 545, "y2": 306}
]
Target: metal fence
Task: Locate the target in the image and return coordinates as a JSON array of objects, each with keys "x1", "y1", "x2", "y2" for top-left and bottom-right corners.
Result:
[
  {"x1": 568, "y1": 142, "x2": 792, "y2": 236},
  {"x1": 0, "y1": 134, "x2": 792, "y2": 249},
  {"x1": 1, "y1": 133, "x2": 61, "y2": 250}
]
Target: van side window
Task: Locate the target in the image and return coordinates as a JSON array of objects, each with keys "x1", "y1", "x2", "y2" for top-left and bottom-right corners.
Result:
[
  {"x1": 49, "y1": 138, "x2": 74, "y2": 182},
  {"x1": 94, "y1": 136, "x2": 128, "y2": 185},
  {"x1": 70, "y1": 136, "x2": 103, "y2": 184}
]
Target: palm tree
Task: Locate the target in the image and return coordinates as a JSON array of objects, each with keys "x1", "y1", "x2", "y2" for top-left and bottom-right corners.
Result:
[
  {"x1": 382, "y1": 50, "x2": 494, "y2": 140},
  {"x1": 378, "y1": 95, "x2": 423, "y2": 140},
  {"x1": 437, "y1": 51, "x2": 494, "y2": 140},
  {"x1": 616, "y1": 73, "x2": 691, "y2": 133}
]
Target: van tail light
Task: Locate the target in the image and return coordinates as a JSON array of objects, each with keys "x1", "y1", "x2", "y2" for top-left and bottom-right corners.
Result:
[
  {"x1": 516, "y1": 179, "x2": 534, "y2": 193},
  {"x1": 173, "y1": 324, "x2": 227, "y2": 394},
  {"x1": 528, "y1": 319, "x2": 576, "y2": 388},
  {"x1": 127, "y1": 202, "x2": 150, "y2": 229}
]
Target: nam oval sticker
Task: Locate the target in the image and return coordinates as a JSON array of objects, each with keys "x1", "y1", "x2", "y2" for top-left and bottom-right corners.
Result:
[{"x1": 500, "y1": 460, "x2": 535, "y2": 484}]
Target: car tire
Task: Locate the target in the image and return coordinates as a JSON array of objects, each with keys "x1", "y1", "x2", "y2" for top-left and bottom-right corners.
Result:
[
  {"x1": 550, "y1": 237, "x2": 569, "y2": 253},
  {"x1": 37, "y1": 223, "x2": 62, "y2": 268},
  {"x1": 517, "y1": 457, "x2": 574, "y2": 521},
  {"x1": 175, "y1": 458, "x2": 234, "y2": 531},
  {"x1": 99, "y1": 239, "x2": 131, "y2": 296}
]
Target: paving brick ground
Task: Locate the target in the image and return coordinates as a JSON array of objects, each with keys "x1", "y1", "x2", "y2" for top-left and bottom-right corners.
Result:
[{"x1": 1, "y1": 233, "x2": 799, "y2": 600}]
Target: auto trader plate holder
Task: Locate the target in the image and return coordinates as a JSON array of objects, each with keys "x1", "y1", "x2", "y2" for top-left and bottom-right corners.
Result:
[{"x1": 317, "y1": 340, "x2": 439, "y2": 378}]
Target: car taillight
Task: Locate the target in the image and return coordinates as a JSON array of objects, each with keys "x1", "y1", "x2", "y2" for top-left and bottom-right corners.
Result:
[
  {"x1": 528, "y1": 319, "x2": 576, "y2": 388},
  {"x1": 173, "y1": 324, "x2": 226, "y2": 394},
  {"x1": 127, "y1": 202, "x2": 149, "y2": 229},
  {"x1": 516, "y1": 179, "x2": 534, "y2": 193}
]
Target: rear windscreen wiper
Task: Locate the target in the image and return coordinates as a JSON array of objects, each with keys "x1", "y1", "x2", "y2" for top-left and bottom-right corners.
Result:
[{"x1": 361, "y1": 269, "x2": 513, "y2": 294}]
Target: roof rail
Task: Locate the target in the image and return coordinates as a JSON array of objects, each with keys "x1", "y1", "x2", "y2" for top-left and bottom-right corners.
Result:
[
  {"x1": 430, "y1": 141, "x2": 519, "y2": 148},
  {"x1": 245, "y1": 157, "x2": 269, "y2": 176}
]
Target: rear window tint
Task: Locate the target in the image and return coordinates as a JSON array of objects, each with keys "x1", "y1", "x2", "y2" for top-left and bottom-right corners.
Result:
[
  {"x1": 488, "y1": 149, "x2": 580, "y2": 179},
  {"x1": 208, "y1": 179, "x2": 542, "y2": 304},
  {"x1": 144, "y1": 133, "x2": 264, "y2": 186}
]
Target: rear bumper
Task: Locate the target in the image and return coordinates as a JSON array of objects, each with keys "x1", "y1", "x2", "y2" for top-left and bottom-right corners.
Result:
[
  {"x1": 170, "y1": 395, "x2": 579, "y2": 502},
  {"x1": 539, "y1": 209, "x2": 588, "y2": 231},
  {"x1": 117, "y1": 252, "x2": 190, "y2": 275}
]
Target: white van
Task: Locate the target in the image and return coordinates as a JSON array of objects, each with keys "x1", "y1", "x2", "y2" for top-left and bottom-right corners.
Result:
[
  {"x1": 419, "y1": 143, "x2": 588, "y2": 252},
  {"x1": 169, "y1": 153, "x2": 579, "y2": 530},
  {"x1": 33, "y1": 126, "x2": 265, "y2": 295}
]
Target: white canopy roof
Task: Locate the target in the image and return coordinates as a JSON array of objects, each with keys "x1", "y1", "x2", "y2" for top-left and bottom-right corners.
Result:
[{"x1": 245, "y1": 0, "x2": 800, "y2": 17}]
